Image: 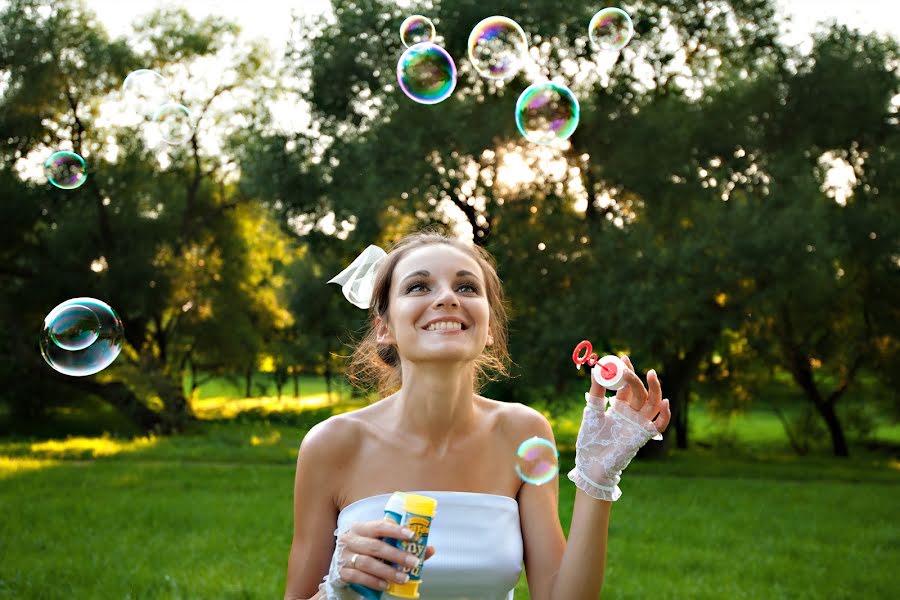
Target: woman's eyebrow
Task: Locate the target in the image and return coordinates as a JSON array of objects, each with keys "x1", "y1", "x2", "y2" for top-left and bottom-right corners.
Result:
[{"x1": 399, "y1": 269, "x2": 480, "y2": 284}]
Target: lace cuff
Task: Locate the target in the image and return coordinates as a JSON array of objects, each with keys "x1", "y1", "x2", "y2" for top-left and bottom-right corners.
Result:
[
  {"x1": 319, "y1": 527, "x2": 361, "y2": 600},
  {"x1": 570, "y1": 392, "x2": 663, "y2": 501}
]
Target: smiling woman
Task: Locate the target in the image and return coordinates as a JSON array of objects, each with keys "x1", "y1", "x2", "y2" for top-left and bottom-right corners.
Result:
[{"x1": 283, "y1": 228, "x2": 671, "y2": 600}]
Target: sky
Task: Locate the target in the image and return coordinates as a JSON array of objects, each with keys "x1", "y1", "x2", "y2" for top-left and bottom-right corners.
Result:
[{"x1": 84, "y1": 0, "x2": 900, "y2": 55}]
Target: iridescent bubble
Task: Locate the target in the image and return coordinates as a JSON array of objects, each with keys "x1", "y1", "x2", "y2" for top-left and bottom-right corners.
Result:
[
  {"x1": 397, "y1": 42, "x2": 457, "y2": 105},
  {"x1": 515, "y1": 81, "x2": 580, "y2": 145},
  {"x1": 400, "y1": 15, "x2": 435, "y2": 47},
  {"x1": 589, "y1": 7, "x2": 634, "y2": 51},
  {"x1": 44, "y1": 151, "x2": 87, "y2": 190},
  {"x1": 467, "y1": 16, "x2": 528, "y2": 80},
  {"x1": 40, "y1": 298, "x2": 124, "y2": 377},
  {"x1": 122, "y1": 69, "x2": 171, "y2": 118},
  {"x1": 153, "y1": 103, "x2": 194, "y2": 145},
  {"x1": 515, "y1": 436, "x2": 559, "y2": 486}
]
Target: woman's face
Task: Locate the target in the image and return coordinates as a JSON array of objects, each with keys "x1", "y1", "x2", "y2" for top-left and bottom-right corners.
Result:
[{"x1": 376, "y1": 244, "x2": 493, "y2": 364}]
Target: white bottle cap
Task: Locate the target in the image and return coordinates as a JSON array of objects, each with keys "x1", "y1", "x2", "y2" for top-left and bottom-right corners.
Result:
[
  {"x1": 384, "y1": 491, "x2": 407, "y2": 515},
  {"x1": 592, "y1": 355, "x2": 627, "y2": 390}
]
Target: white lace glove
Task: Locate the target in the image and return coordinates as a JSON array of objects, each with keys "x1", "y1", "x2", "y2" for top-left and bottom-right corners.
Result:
[
  {"x1": 567, "y1": 392, "x2": 663, "y2": 501},
  {"x1": 318, "y1": 527, "x2": 362, "y2": 600}
]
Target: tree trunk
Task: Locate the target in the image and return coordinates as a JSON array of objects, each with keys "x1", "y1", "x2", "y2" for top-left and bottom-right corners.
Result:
[
  {"x1": 776, "y1": 303, "x2": 860, "y2": 457},
  {"x1": 818, "y1": 400, "x2": 849, "y2": 457},
  {"x1": 60, "y1": 376, "x2": 165, "y2": 433},
  {"x1": 325, "y1": 363, "x2": 333, "y2": 403},
  {"x1": 293, "y1": 370, "x2": 299, "y2": 398},
  {"x1": 244, "y1": 366, "x2": 253, "y2": 398}
]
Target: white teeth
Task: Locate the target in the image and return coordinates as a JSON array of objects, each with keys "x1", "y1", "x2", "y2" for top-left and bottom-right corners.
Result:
[{"x1": 426, "y1": 321, "x2": 463, "y2": 331}]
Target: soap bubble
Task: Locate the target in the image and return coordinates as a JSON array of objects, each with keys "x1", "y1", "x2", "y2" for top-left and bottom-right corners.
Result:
[
  {"x1": 397, "y1": 42, "x2": 457, "y2": 104},
  {"x1": 400, "y1": 15, "x2": 435, "y2": 47},
  {"x1": 40, "y1": 298, "x2": 124, "y2": 377},
  {"x1": 48, "y1": 304, "x2": 101, "y2": 351},
  {"x1": 153, "y1": 103, "x2": 194, "y2": 145},
  {"x1": 515, "y1": 436, "x2": 559, "y2": 486},
  {"x1": 122, "y1": 69, "x2": 170, "y2": 118},
  {"x1": 515, "y1": 81, "x2": 580, "y2": 145},
  {"x1": 44, "y1": 151, "x2": 87, "y2": 190},
  {"x1": 589, "y1": 8, "x2": 634, "y2": 51},
  {"x1": 467, "y1": 16, "x2": 528, "y2": 80}
]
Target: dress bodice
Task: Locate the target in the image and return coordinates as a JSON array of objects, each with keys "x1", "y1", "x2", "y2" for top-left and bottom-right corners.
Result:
[{"x1": 336, "y1": 491, "x2": 523, "y2": 600}]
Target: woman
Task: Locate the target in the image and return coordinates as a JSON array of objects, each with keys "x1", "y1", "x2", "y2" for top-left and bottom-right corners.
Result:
[{"x1": 284, "y1": 230, "x2": 670, "y2": 600}]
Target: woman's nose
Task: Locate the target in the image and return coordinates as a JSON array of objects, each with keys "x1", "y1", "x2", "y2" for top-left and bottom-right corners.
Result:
[{"x1": 434, "y1": 286, "x2": 459, "y2": 307}]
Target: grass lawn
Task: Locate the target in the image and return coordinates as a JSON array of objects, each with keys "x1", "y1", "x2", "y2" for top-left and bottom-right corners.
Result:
[{"x1": 1, "y1": 375, "x2": 898, "y2": 599}]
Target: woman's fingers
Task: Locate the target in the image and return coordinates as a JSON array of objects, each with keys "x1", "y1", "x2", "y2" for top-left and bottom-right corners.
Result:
[
  {"x1": 640, "y1": 369, "x2": 663, "y2": 420},
  {"x1": 424, "y1": 545, "x2": 436, "y2": 560},
  {"x1": 616, "y1": 355, "x2": 635, "y2": 404},
  {"x1": 589, "y1": 367, "x2": 607, "y2": 398},
  {"x1": 653, "y1": 398, "x2": 672, "y2": 433},
  {"x1": 621, "y1": 368, "x2": 648, "y2": 411},
  {"x1": 342, "y1": 520, "x2": 424, "y2": 587}
]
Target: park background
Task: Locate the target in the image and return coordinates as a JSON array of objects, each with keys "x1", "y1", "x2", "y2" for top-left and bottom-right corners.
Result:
[{"x1": 0, "y1": 0, "x2": 897, "y2": 598}]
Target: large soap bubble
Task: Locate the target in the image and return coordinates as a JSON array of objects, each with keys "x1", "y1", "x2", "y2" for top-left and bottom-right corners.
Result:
[
  {"x1": 515, "y1": 81, "x2": 580, "y2": 145},
  {"x1": 122, "y1": 69, "x2": 171, "y2": 118},
  {"x1": 397, "y1": 42, "x2": 457, "y2": 104},
  {"x1": 467, "y1": 16, "x2": 528, "y2": 80},
  {"x1": 40, "y1": 298, "x2": 124, "y2": 377}
]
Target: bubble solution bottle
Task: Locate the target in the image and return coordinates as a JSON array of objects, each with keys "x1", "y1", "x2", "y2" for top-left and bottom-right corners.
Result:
[
  {"x1": 386, "y1": 493, "x2": 437, "y2": 599},
  {"x1": 348, "y1": 492, "x2": 437, "y2": 600}
]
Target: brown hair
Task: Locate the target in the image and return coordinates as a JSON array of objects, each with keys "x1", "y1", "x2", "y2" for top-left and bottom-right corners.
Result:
[{"x1": 345, "y1": 229, "x2": 511, "y2": 398}]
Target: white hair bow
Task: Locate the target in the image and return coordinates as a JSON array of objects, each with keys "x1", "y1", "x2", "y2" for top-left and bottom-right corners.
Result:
[{"x1": 327, "y1": 245, "x2": 387, "y2": 309}]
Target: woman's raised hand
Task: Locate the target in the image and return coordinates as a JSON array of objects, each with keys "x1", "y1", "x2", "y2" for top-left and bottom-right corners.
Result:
[
  {"x1": 337, "y1": 519, "x2": 435, "y2": 591},
  {"x1": 569, "y1": 355, "x2": 671, "y2": 501}
]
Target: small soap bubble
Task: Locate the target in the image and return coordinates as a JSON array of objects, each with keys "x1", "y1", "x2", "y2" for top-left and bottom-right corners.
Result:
[
  {"x1": 122, "y1": 69, "x2": 171, "y2": 118},
  {"x1": 400, "y1": 15, "x2": 435, "y2": 47},
  {"x1": 515, "y1": 436, "x2": 560, "y2": 486},
  {"x1": 515, "y1": 81, "x2": 580, "y2": 145},
  {"x1": 40, "y1": 297, "x2": 124, "y2": 377},
  {"x1": 153, "y1": 103, "x2": 194, "y2": 145},
  {"x1": 44, "y1": 151, "x2": 87, "y2": 190},
  {"x1": 467, "y1": 16, "x2": 528, "y2": 80},
  {"x1": 48, "y1": 304, "x2": 100, "y2": 351},
  {"x1": 589, "y1": 7, "x2": 634, "y2": 51},
  {"x1": 397, "y1": 42, "x2": 457, "y2": 104}
]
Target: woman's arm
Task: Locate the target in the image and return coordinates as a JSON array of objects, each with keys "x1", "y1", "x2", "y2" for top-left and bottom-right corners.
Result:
[
  {"x1": 284, "y1": 417, "x2": 351, "y2": 599},
  {"x1": 547, "y1": 490, "x2": 611, "y2": 600}
]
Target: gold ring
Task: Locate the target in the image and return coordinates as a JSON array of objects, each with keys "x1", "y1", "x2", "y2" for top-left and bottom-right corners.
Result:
[{"x1": 350, "y1": 553, "x2": 359, "y2": 568}]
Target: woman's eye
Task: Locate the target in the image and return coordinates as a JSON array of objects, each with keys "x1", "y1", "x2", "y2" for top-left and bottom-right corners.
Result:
[{"x1": 405, "y1": 282, "x2": 479, "y2": 293}]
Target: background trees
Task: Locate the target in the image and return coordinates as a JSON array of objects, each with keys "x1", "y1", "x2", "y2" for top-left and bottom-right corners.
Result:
[{"x1": 1, "y1": 0, "x2": 896, "y2": 455}]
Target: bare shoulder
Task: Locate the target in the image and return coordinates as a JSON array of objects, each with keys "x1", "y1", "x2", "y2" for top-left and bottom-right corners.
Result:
[
  {"x1": 298, "y1": 412, "x2": 364, "y2": 473},
  {"x1": 479, "y1": 397, "x2": 555, "y2": 442}
]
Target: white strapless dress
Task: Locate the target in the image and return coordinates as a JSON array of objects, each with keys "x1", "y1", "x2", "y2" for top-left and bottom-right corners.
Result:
[{"x1": 336, "y1": 491, "x2": 523, "y2": 600}]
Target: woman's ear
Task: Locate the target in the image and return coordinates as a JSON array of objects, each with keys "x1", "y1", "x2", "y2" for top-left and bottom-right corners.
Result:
[{"x1": 375, "y1": 316, "x2": 395, "y2": 345}]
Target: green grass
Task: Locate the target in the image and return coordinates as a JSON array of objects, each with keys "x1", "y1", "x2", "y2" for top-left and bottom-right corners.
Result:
[{"x1": 1, "y1": 374, "x2": 898, "y2": 599}]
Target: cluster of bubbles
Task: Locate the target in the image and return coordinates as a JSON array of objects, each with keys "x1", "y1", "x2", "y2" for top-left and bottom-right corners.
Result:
[
  {"x1": 515, "y1": 436, "x2": 560, "y2": 486},
  {"x1": 121, "y1": 69, "x2": 194, "y2": 146},
  {"x1": 396, "y1": 8, "x2": 633, "y2": 146},
  {"x1": 44, "y1": 69, "x2": 194, "y2": 192},
  {"x1": 40, "y1": 298, "x2": 124, "y2": 377},
  {"x1": 397, "y1": 16, "x2": 458, "y2": 105}
]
